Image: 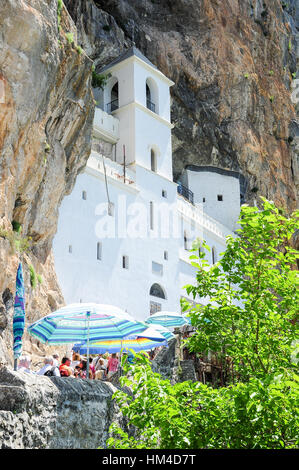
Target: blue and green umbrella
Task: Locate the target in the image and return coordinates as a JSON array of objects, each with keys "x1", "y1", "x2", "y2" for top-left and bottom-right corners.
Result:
[
  {"x1": 13, "y1": 263, "x2": 26, "y2": 369},
  {"x1": 27, "y1": 303, "x2": 147, "y2": 345},
  {"x1": 145, "y1": 311, "x2": 191, "y2": 328},
  {"x1": 27, "y1": 303, "x2": 148, "y2": 377}
]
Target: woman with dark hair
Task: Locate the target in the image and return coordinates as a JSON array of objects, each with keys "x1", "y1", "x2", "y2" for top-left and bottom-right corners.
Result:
[{"x1": 77, "y1": 359, "x2": 92, "y2": 379}]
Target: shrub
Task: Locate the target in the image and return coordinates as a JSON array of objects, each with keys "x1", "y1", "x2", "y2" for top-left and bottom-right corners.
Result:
[
  {"x1": 92, "y1": 71, "x2": 111, "y2": 90},
  {"x1": 12, "y1": 220, "x2": 22, "y2": 234},
  {"x1": 29, "y1": 264, "x2": 37, "y2": 289},
  {"x1": 65, "y1": 32, "x2": 74, "y2": 45}
]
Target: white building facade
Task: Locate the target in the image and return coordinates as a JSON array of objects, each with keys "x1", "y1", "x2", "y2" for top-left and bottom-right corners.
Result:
[{"x1": 53, "y1": 48, "x2": 242, "y2": 322}]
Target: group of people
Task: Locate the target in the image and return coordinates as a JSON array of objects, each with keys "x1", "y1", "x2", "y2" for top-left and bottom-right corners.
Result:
[{"x1": 17, "y1": 352, "x2": 120, "y2": 380}]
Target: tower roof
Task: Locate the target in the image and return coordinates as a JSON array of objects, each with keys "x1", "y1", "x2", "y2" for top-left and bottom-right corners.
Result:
[{"x1": 98, "y1": 46, "x2": 157, "y2": 74}]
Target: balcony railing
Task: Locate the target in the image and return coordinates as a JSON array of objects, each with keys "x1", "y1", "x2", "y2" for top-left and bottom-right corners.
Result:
[
  {"x1": 106, "y1": 99, "x2": 119, "y2": 113},
  {"x1": 177, "y1": 183, "x2": 194, "y2": 205},
  {"x1": 146, "y1": 99, "x2": 156, "y2": 113}
]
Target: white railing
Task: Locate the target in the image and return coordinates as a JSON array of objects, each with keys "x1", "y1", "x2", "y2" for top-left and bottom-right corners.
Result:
[
  {"x1": 93, "y1": 107, "x2": 119, "y2": 143},
  {"x1": 87, "y1": 152, "x2": 136, "y2": 186},
  {"x1": 177, "y1": 196, "x2": 232, "y2": 240}
]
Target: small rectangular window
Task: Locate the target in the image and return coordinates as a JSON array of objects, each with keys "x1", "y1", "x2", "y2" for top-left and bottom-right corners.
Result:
[
  {"x1": 150, "y1": 301, "x2": 161, "y2": 315},
  {"x1": 164, "y1": 251, "x2": 168, "y2": 260},
  {"x1": 203, "y1": 197, "x2": 205, "y2": 203},
  {"x1": 82, "y1": 191, "x2": 87, "y2": 200},
  {"x1": 217, "y1": 195, "x2": 223, "y2": 201},
  {"x1": 162, "y1": 189, "x2": 167, "y2": 198},
  {"x1": 122, "y1": 255, "x2": 129, "y2": 269},
  {"x1": 68, "y1": 245, "x2": 72, "y2": 253},
  {"x1": 97, "y1": 242, "x2": 102, "y2": 260},
  {"x1": 150, "y1": 201, "x2": 154, "y2": 230}
]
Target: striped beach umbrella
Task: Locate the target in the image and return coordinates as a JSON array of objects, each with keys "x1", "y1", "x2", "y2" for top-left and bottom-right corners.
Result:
[
  {"x1": 144, "y1": 323, "x2": 175, "y2": 341},
  {"x1": 145, "y1": 311, "x2": 191, "y2": 328},
  {"x1": 27, "y1": 303, "x2": 147, "y2": 377},
  {"x1": 72, "y1": 325, "x2": 168, "y2": 354},
  {"x1": 13, "y1": 263, "x2": 26, "y2": 369},
  {"x1": 27, "y1": 303, "x2": 147, "y2": 344}
]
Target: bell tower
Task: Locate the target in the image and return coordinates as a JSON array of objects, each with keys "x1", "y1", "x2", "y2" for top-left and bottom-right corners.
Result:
[{"x1": 97, "y1": 47, "x2": 175, "y2": 181}]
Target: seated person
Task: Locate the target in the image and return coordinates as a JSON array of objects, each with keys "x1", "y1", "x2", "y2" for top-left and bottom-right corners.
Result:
[
  {"x1": 37, "y1": 356, "x2": 60, "y2": 377},
  {"x1": 94, "y1": 358, "x2": 107, "y2": 380},
  {"x1": 77, "y1": 360, "x2": 93, "y2": 379},
  {"x1": 59, "y1": 357, "x2": 73, "y2": 377}
]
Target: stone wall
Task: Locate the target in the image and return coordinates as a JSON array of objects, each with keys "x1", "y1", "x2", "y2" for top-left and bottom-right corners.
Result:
[{"x1": 0, "y1": 366, "x2": 124, "y2": 449}]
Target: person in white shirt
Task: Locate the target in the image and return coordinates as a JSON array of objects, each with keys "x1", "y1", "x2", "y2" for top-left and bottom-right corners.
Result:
[{"x1": 37, "y1": 356, "x2": 60, "y2": 377}]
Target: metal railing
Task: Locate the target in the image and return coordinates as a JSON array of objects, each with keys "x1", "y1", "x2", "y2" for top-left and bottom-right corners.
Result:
[
  {"x1": 177, "y1": 183, "x2": 194, "y2": 205},
  {"x1": 146, "y1": 99, "x2": 156, "y2": 113},
  {"x1": 106, "y1": 99, "x2": 119, "y2": 113}
]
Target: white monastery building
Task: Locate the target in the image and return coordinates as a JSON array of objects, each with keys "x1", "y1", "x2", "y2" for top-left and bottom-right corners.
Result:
[{"x1": 53, "y1": 47, "x2": 244, "y2": 322}]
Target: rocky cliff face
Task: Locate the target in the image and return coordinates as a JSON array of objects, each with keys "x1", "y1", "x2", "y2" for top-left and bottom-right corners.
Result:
[
  {"x1": 0, "y1": 0, "x2": 94, "y2": 364},
  {"x1": 65, "y1": 0, "x2": 299, "y2": 210}
]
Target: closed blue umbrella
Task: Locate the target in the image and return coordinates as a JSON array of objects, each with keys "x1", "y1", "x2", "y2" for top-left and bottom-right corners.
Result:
[{"x1": 13, "y1": 263, "x2": 26, "y2": 370}]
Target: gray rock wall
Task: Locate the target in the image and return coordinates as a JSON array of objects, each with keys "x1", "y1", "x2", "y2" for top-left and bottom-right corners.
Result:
[{"x1": 0, "y1": 366, "x2": 123, "y2": 449}]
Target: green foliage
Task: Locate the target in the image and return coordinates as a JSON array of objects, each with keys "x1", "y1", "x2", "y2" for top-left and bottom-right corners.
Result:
[
  {"x1": 29, "y1": 264, "x2": 37, "y2": 289},
  {"x1": 37, "y1": 274, "x2": 43, "y2": 285},
  {"x1": 184, "y1": 199, "x2": 299, "y2": 381},
  {"x1": 65, "y1": 32, "x2": 74, "y2": 45},
  {"x1": 92, "y1": 71, "x2": 111, "y2": 90},
  {"x1": 268, "y1": 70, "x2": 274, "y2": 76},
  {"x1": 76, "y1": 45, "x2": 83, "y2": 55},
  {"x1": 107, "y1": 353, "x2": 299, "y2": 449},
  {"x1": 0, "y1": 227, "x2": 31, "y2": 254},
  {"x1": 269, "y1": 95, "x2": 274, "y2": 102},
  {"x1": 57, "y1": 0, "x2": 63, "y2": 32},
  {"x1": 12, "y1": 220, "x2": 22, "y2": 234},
  {"x1": 106, "y1": 199, "x2": 299, "y2": 449}
]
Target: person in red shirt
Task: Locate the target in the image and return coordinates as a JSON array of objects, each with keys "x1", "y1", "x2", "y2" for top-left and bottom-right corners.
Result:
[{"x1": 59, "y1": 357, "x2": 73, "y2": 377}]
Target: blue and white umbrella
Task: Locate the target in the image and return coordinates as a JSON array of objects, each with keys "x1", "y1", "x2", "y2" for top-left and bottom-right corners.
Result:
[
  {"x1": 27, "y1": 303, "x2": 147, "y2": 344},
  {"x1": 144, "y1": 323, "x2": 175, "y2": 341},
  {"x1": 27, "y1": 303, "x2": 147, "y2": 377},
  {"x1": 145, "y1": 311, "x2": 191, "y2": 328}
]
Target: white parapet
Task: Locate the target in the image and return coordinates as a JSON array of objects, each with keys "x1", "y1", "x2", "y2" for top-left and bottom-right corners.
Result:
[
  {"x1": 177, "y1": 195, "x2": 233, "y2": 241},
  {"x1": 93, "y1": 107, "x2": 119, "y2": 143},
  {"x1": 87, "y1": 151, "x2": 136, "y2": 187}
]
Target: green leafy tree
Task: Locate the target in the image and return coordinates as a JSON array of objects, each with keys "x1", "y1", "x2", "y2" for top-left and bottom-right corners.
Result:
[
  {"x1": 183, "y1": 198, "x2": 298, "y2": 381},
  {"x1": 106, "y1": 199, "x2": 299, "y2": 449}
]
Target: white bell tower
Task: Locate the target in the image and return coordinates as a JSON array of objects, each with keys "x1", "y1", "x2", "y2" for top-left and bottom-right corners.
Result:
[{"x1": 98, "y1": 47, "x2": 175, "y2": 181}]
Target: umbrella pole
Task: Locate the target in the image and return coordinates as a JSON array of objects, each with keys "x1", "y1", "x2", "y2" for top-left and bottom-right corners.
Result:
[
  {"x1": 120, "y1": 339, "x2": 123, "y2": 376},
  {"x1": 86, "y1": 311, "x2": 91, "y2": 379},
  {"x1": 14, "y1": 358, "x2": 18, "y2": 371}
]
